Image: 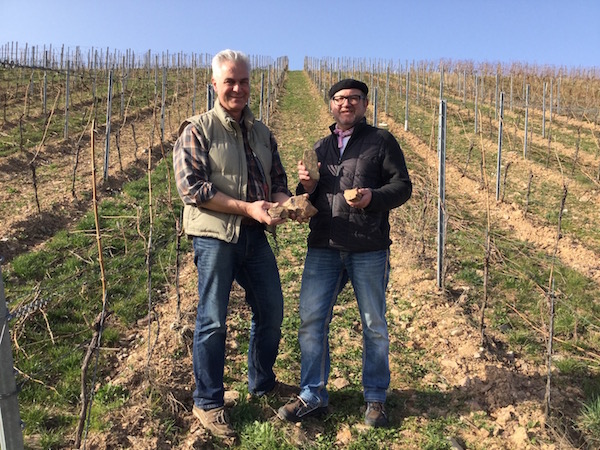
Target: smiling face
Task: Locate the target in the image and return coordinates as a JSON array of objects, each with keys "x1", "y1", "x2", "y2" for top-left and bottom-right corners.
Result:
[
  {"x1": 330, "y1": 88, "x2": 368, "y2": 130},
  {"x1": 212, "y1": 60, "x2": 250, "y2": 121}
]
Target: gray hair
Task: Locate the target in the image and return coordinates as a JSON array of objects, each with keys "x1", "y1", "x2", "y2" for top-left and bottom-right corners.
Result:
[{"x1": 212, "y1": 49, "x2": 251, "y2": 79}]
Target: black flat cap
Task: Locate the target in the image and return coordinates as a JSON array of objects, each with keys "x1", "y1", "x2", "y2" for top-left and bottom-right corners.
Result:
[{"x1": 328, "y1": 79, "x2": 368, "y2": 98}]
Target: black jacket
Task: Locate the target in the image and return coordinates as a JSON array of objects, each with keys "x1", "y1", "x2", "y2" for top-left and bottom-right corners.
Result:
[{"x1": 297, "y1": 118, "x2": 412, "y2": 252}]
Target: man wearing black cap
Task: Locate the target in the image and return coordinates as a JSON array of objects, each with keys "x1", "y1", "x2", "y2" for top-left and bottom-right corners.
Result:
[{"x1": 277, "y1": 79, "x2": 412, "y2": 427}]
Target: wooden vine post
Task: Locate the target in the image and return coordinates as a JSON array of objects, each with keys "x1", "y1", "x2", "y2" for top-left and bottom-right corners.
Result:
[{"x1": 75, "y1": 120, "x2": 110, "y2": 449}]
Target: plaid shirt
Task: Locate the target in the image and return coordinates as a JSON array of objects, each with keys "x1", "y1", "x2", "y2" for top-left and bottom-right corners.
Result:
[{"x1": 173, "y1": 113, "x2": 290, "y2": 206}]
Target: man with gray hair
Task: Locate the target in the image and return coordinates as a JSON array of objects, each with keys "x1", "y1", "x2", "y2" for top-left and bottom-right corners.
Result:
[{"x1": 173, "y1": 49, "x2": 292, "y2": 439}]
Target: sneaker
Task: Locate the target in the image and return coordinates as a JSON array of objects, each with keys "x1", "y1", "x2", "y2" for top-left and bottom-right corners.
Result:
[
  {"x1": 277, "y1": 396, "x2": 327, "y2": 422},
  {"x1": 193, "y1": 405, "x2": 236, "y2": 438},
  {"x1": 365, "y1": 402, "x2": 389, "y2": 427}
]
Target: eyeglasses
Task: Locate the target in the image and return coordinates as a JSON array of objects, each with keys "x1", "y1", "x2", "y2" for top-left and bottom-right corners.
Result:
[{"x1": 331, "y1": 95, "x2": 365, "y2": 106}]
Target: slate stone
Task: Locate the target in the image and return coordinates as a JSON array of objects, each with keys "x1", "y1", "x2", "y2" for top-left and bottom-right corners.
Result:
[
  {"x1": 303, "y1": 148, "x2": 320, "y2": 181},
  {"x1": 267, "y1": 195, "x2": 318, "y2": 220},
  {"x1": 343, "y1": 188, "x2": 362, "y2": 202}
]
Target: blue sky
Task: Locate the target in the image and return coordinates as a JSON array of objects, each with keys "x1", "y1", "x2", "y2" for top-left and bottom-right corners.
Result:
[{"x1": 1, "y1": 0, "x2": 598, "y2": 71}]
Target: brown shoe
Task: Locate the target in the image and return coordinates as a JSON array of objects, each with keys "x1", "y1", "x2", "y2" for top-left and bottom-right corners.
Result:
[
  {"x1": 193, "y1": 405, "x2": 236, "y2": 438},
  {"x1": 365, "y1": 402, "x2": 389, "y2": 428}
]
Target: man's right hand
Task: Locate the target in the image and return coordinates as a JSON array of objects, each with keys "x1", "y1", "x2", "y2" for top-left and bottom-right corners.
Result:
[
  {"x1": 246, "y1": 200, "x2": 287, "y2": 226},
  {"x1": 202, "y1": 192, "x2": 286, "y2": 226},
  {"x1": 298, "y1": 160, "x2": 318, "y2": 194}
]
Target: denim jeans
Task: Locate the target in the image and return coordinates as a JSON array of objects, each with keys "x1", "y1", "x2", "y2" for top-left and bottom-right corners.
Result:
[
  {"x1": 192, "y1": 226, "x2": 283, "y2": 409},
  {"x1": 298, "y1": 247, "x2": 390, "y2": 407}
]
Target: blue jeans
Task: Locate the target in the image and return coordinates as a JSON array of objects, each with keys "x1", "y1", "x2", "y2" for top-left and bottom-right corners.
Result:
[
  {"x1": 298, "y1": 247, "x2": 390, "y2": 407},
  {"x1": 192, "y1": 226, "x2": 284, "y2": 410}
]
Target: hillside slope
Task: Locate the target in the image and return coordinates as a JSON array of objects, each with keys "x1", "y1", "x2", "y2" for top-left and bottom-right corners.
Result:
[{"x1": 78, "y1": 71, "x2": 585, "y2": 449}]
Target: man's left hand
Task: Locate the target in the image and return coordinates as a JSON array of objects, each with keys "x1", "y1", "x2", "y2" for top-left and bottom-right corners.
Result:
[{"x1": 346, "y1": 188, "x2": 372, "y2": 209}]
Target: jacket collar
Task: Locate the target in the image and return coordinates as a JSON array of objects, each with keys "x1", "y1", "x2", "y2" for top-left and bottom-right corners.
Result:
[
  {"x1": 215, "y1": 101, "x2": 255, "y2": 133},
  {"x1": 328, "y1": 116, "x2": 367, "y2": 135}
]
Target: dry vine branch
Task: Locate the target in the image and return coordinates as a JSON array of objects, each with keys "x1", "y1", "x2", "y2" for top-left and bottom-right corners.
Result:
[
  {"x1": 525, "y1": 170, "x2": 534, "y2": 214},
  {"x1": 462, "y1": 142, "x2": 474, "y2": 177},
  {"x1": 22, "y1": 71, "x2": 34, "y2": 116},
  {"x1": 29, "y1": 88, "x2": 61, "y2": 165},
  {"x1": 90, "y1": 120, "x2": 108, "y2": 300},
  {"x1": 501, "y1": 161, "x2": 512, "y2": 203},
  {"x1": 545, "y1": 184, "x2": 568, "y2": 419},
  {"x1": 14, "y1": 366, "x2": 59, "y2": 395},
  {"x1": 71, "y1": 105, "x2": 96, "y2": 198},
  {"x1": 501, "y1": 299, "x2": 600, "y2": 362},
  {"x1": 27, "y1": 89, "x2": 62, "y2": 213},
  {"x1": 74, "y1": 310, "x2": 112, "y2": 449},
  {"x1": 29, "y1": 162, "x2": 41, "y2": 214},
  {"x1": 175, "y1": 208, "x2": 184, "y2": 324},
  {"x1": 40, "y1": 308, "x2": 55, "y2": 345},
  {"x1": 152, "y1": 104, "x2": 174, "y2": 211},
  {"x1": 131, "y1": 122, "x2": 139, "y2": 160},
  {"x1": 145, "y1": 104, "x2": 157, "y2": 374},
  {"x1": 571, "y1": 127, "x2": 581, "y2": 176}
]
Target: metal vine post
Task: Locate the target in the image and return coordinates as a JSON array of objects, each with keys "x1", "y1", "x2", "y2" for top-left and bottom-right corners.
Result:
[
  {"x1": 495, "y1": 92, "x2": 504, "y2": 201},
  {"x1": 436, "y1": 99, "x2": 447, "y2": 290},
  {"x1": 0, "y1": 257, "x2": 25, "y2": 450}
]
